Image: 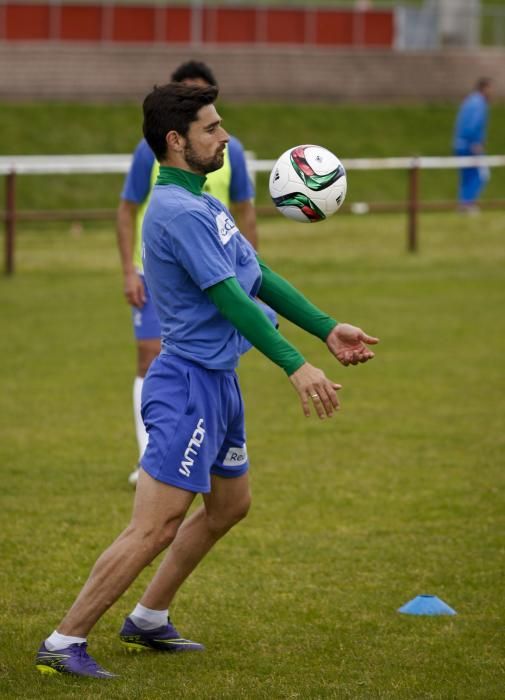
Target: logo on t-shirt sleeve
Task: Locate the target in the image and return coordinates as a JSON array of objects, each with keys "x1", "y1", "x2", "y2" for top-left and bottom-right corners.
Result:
[{"x1": 215, "y1": 211, "x2": 239, "y2": 245}]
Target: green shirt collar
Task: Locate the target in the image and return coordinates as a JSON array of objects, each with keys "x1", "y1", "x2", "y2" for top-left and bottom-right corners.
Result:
[{"x1": 156, "y1": 166, "x2": 206, "y2": 195}]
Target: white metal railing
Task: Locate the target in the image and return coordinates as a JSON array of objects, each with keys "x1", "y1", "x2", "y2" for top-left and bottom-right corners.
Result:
[
  {"x1": 2, "y1": 153, "x2": 505, "y2": 274},
  {"x1": 2, "y1": 153, "x2": 505, "y2": 176},
  {"x1": 0, "y1": 154, "x2": 132, "y2": 175},
  {"x1": 248, "y1": 155, "x2": 505, "y2": 173}
]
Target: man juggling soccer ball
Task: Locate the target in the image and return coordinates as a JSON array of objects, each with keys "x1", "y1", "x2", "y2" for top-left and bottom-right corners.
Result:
[{"x1": 36, "y1": 83, "x2": 378, "y2": 679}]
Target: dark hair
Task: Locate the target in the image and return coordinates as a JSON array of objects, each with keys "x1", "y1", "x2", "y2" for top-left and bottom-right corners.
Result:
[
  {"x1": 476, "y1": 77, "x2": 491, "y2": 91},
  {"x1": 171, "y1": 60, "x2": 218, "y2": 87},
  {"x1": 143, "y1": 82, "x2": 219, "y2": 162}
]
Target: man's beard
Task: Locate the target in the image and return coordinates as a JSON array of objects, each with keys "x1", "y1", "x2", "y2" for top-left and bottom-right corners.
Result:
[{"x1": 184, "y1": 141, "x2": 224, "y2": 175}]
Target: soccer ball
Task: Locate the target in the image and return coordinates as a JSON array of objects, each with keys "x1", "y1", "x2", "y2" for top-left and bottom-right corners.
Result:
[{"x1": 269, "y1": 145, "x2": 347, "y2": 223}]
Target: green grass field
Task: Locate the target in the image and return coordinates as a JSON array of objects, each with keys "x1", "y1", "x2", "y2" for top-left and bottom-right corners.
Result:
[{"x1": 1, "y1": 210, "x2": 504, "y2": 698}]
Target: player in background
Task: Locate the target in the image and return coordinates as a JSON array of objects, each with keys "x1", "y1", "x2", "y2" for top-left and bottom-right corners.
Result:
[
  {"x1": 453, "y1": 77, "x2": 492, "y2": 212},
  {"x1": 117, "y1": 60, "x2": 260, "y2": 486},
  {"x1": 35, "y1": 81, "x2": 379, "y2": 680}
]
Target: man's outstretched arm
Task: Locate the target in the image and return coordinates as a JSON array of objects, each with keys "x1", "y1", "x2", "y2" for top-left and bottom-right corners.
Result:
[
  {"x1": 206, "y1": 277, "x2": 341, "y2": 419},
  {"x1": 256, "y1": 256, "x2": 379, "y2": 365}
]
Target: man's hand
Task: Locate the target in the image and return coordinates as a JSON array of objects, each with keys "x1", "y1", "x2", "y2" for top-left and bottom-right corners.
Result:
[
  {"x1": 124, "y1": 271, "x2": 146, "y2": 309},
  {"x1": 326, "y1": 323, "x2": 379, "y2": 366},
  {"x1": 289, "y1": 362, "x2": 341, "y2": 419}
]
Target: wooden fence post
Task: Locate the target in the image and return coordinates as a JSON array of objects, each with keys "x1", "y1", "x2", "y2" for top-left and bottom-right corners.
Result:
[
  {"x1": 407, "y1": 158, "x2": 420, "y2": 253},
  {"x1": 5, "y1": 172, "x2": 16, "y2": 275}
]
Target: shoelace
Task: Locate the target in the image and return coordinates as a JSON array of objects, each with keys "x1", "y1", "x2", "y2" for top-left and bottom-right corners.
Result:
[
  {"x1": 165, "y1": 618, "x2": 178, "y2": 635},
  {"x1": 71, "y1": 643, "x2": 103, "y2": 672}
]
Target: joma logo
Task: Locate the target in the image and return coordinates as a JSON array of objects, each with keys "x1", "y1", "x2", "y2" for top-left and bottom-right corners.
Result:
[
  {"x1": 179, "y1": 418, "x2": 206, "y2": 477},
  {"x1": 215, "y1": 211, "x2": 238, "y2": 245}
]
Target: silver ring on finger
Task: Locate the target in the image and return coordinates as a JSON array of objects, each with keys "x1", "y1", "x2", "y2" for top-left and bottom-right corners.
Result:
[{"x1": 310, "y1": 393, "x2": 319, "y2": 399}]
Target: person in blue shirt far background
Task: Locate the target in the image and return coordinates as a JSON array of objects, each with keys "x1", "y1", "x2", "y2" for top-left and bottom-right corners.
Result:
[{"x1": 453, "y1": 77, "x2": 492, "y2": 213}]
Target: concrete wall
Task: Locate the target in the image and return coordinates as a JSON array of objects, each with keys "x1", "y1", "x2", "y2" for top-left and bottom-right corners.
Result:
[{"x1": 1, "y1": 43, "x2": 504, "y2": 102}]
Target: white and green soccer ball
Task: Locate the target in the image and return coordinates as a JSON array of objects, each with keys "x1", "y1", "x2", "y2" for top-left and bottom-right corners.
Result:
[{"x1": 269, "y1": 144, "x2": 347, "y2": 223}]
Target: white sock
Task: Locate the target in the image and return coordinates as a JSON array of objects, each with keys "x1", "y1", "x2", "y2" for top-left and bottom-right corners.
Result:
[
  {"x1": 45, "y1": 630, "x2": 87, "y2": 651},
  {"x1": 133, "y1": 376, "x2": 148, "y2": 460},
  {"x1": 130, "y1": 603, "x2": 168, "y2": 630}
]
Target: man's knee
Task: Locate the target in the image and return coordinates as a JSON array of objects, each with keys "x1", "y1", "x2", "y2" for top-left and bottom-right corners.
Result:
[
  {"x1": 124, "y1": 516, "x2": 182, "y2": 558},
  {"x1": 206, "y1": 491, "x2": 251, "y2": 536}
]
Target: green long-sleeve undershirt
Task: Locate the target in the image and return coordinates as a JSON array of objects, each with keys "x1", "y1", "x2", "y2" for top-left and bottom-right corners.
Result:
[
  {"x1": 206, "y1": 258, "x2": 338, "y2": 376},
  {"x1": 256, "y1": 256, "x2": 338, "y2": 340}
]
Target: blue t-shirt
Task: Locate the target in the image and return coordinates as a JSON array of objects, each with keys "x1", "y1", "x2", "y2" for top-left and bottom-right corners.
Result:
[
  {"x1": 453, "y1": 92, "x2": 489, "y2": 153},
  {"x1": 142, "y1": 184, "x2": 261, "y2": 371},
  {"x1": 121, "y1": 136, "x2": 254, "y2": 205}
]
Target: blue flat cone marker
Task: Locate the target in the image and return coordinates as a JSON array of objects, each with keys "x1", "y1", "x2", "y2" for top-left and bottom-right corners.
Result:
[{"x1": 398, "y1": 595, "x2": 457, "y2": 616}]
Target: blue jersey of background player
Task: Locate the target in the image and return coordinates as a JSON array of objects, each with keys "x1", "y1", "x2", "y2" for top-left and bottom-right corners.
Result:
[
  {"x1": 117, "y1": 60, "x2": 261, "y2": 486},
  {"x1": 452, "y1": 77, "x2": 492, "y2": 211}
]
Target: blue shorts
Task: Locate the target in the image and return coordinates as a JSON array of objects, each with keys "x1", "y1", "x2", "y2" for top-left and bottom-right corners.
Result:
[
  {"x1": 140, "y1": 354, "x2": 248, "y2": 493},
  {"x1": 132, "y1": 275, "x2": 161, "y2": 340}
]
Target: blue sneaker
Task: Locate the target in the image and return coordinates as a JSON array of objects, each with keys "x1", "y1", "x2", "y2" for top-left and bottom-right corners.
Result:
[
  {"x1": 119, "y1": 616, "x2": 204, "y2": 653},
  {"x1": 35, "y1": 642, "x2": 116, "y2": 679}
]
